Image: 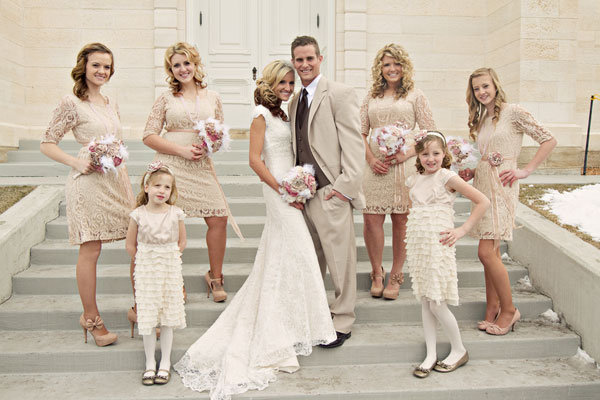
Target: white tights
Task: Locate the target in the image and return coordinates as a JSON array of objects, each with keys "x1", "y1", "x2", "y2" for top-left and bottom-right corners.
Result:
[
  {"x1": 419, "y1": 298, "x2": 466, "y2": 369},
  {"x1": 142, "y1": 326, "x2": 174, "y2": 375}
]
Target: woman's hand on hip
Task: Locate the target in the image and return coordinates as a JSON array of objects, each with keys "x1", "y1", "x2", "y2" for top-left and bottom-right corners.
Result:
[{"x1": 499, "y1": 168, "x2": 529, "y2": 187}]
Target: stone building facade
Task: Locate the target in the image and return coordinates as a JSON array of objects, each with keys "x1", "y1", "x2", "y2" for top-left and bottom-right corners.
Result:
[{"x1": 1, "y1": 0, "x2": 599, "y2": 168}]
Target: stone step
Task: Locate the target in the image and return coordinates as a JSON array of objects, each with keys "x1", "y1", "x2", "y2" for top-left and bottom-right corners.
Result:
[
  {"x1": 55, "y1": 197, "x2": 475, "y2": 217},
  {"x1": 0, "y1": 160, "x2": 254, "y2": 177},
  {"x1": 0, "y1": 289, "x2": 551, "y2": 331},
  {"x1": 44, "y1": 214, "x2": 471, "y2": 240},
  {"x1": 12, "y1": 261, "x2": 528, "y2": 295},
  {"x1": 19, "y1": 139, "x2": 251, "y2": 151},
  {"x1": 30, "y1": 237, "x2": 506, "y2": 265},
  {"x1": 0, "y1": 322, "x2": 579, "y2": 374},
  {"x1": 2, "y1": 358, "x2": 599, "y2": 399},
  {"x1": 7, "y1": 149, "x2": 249, "y2": 162}
]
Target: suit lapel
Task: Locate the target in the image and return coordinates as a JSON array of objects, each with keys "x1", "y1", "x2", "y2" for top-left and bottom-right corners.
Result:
[
  {"x1": 289, "y1": 93, "x2": 299, "y2": 158},
  {"x1": 307, "y1": 77, "x2": 327, "y2": 132}
]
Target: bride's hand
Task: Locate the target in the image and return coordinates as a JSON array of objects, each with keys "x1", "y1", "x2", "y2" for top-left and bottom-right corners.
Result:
[{"x1": 289, "y1": 201, "x2": 304, "y2": 210}]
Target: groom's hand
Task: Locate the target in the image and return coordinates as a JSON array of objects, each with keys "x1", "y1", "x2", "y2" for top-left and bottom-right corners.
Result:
[
  {"x1": 289, "y1": 202, "x2": 304, "y2": 210},
  {"x1": 325, "y1": 190, "x2": 350, "y2": 202}
]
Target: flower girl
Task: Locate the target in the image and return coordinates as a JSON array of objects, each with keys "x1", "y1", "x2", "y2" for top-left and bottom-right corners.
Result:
[
  {"x1": 405, "y1": 132, "x2": 489, "y2": 378},
  {"x1": 125, "y1": 161, "x2": 187, "y2": 385}
]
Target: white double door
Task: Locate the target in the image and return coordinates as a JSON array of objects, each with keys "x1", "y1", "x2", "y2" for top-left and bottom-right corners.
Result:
[{"x1": 187, "y1": 0, "x2": 332, "y2": 128}]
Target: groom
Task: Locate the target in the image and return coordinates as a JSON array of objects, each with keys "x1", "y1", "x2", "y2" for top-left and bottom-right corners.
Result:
[{"x1": 289, "y1": 36, "x2": 365, "y2": 348}]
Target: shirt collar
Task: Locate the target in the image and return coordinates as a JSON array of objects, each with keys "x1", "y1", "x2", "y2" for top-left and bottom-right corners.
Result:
[{"x1": 302, "y1": 74, "x2": 322, "y2": 98}]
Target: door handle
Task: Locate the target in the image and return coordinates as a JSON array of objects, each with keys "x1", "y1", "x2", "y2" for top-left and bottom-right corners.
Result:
[{"x1": 252, "y1": 67, "x2": 257, "y2": 81}]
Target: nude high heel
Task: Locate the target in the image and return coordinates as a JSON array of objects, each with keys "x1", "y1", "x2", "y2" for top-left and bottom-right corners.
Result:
[
  {"x1": 370, "y1": 266, "x2": 386, "y2": 298},
  {"x1": 205, "y1": 271, "x2": 227, "y2": 302},
  {"x1": 79, "y1": 313, "x2": 117, "y2": 347},
  {"x1": 486, "y1": 309, "x2": 520, "y2": 336},
  {"x1": 477, "y1": 308, "x2": 501, "y2": 331},
  {"x1": 383, "y1": 273, "x2": 404, "y2": 300},
  {"x1": 127, "y1": 306, "x2": 160, "y2": 339}
]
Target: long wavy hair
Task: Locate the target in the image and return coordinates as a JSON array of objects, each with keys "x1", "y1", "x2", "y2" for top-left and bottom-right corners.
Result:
[
  {"x1": 136, "y1": 167, "x2": 178, "y2": 207},
  {"x1": 71, "y1": 43, "x2": 114, "y2": 100},
  {"x1": 369, "y1": 44, "x2": 415, "y2": 100},
  {"x1": 164, "y1": 42, "x2": 207, "y2": 95},
  {"x1": 466, "y1": 67, "x2": 507, "y2": 141},
  {"x1": 414, "y1": 132, "x2": 452, "y2": 174},
  {"x1": 254, "y1": 60, "x2": 294, "y2": 121}
]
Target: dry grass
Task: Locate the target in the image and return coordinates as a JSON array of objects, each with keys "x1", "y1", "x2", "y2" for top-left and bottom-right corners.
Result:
[
  {"x1": 0, "y1": 186, "x2": 36, "y2": 215},
  {"x1": 519, "y1": 184, "x2": 600, "y2": 250}
]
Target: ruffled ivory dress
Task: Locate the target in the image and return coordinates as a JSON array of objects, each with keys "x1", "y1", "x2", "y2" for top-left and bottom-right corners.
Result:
[
  {"x1": 405, "y1": 168, "x2": 459, "y2": 306},
  {"x1": 131, "y1": 205, "x2": 186, "y2": 335}
]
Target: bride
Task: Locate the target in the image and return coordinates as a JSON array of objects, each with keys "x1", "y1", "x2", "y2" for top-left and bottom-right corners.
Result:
[{"x1": 174, "y1": 60, "x2": 336, "y2": 399}]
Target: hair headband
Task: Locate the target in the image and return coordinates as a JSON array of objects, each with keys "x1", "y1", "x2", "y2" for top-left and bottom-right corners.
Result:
[
  {"x1": 143, "y1": 161, "x2": 173, "y2": 185},
  {"x1": 415, "y1": 130, "x2": 446, "y2": 145}
]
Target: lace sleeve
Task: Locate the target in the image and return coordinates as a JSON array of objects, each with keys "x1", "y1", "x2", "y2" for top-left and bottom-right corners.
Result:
[
  {"x1": 511, "y1": 104, "x2": 553, "y2": 144},
  {"x1": 41, "y1": 96, "x2": 79, "y2": 144},
  {"x1": 414, "y1": 89, "x2": 436, "y2": 130},
  {"x1": 214, "y1": 92, "x2": 224, "y2": 123},
  {"x1": 143, "y1": 93, "x2": 167, "y2": 139},
  {"x1": 252, "y1": 105, "x2": 270, "y2": 125},
  {"x1": 360, "y1": 94, "x2": 370, "y2": 137}
]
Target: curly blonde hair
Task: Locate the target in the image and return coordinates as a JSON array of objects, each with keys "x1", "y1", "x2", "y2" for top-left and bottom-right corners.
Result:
[
  {"x1": 466, "y1": 67, "x2": 507, "y2": 141},
  {"x1": 71, "y1": 43, "x2": 114, "y2": 100},
  {"x1": 136, "y1": 167, "x2": 178, "y2": 207},
  {"x1": 414, "y1": 132, "x2": 452, "y2": 174},
  {"x1": 369, "y1": 44, "x2": 414, "y2": 100},
  {"x1": 164, "y1": 42, "x2": 207, "y2": 94},
  {"x1": 254, "y1": 60, "x2": 294, "y2": 121}
]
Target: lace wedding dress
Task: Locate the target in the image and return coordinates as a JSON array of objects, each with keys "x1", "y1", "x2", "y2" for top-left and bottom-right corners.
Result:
[{"x1": 174, "y1": 105, "x2": 336, "y2": 399}]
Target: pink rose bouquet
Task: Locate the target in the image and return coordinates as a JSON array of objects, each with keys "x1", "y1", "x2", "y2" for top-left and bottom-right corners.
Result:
[
  {"x1": 446, "y1": 136, "x2": 480, "y2": 172},
  {"x1": 278, "y1": 164, "x2": 318, "y2": 204},
  {"x1": 371, "y1": 123, "x2": 411, "y2": 156},
  {"x1": 194, "y1": 117, "x2": 231, "y2": 156},
  {"x1": 75, "y1": 135, "x2": 128, "y2": 179}
]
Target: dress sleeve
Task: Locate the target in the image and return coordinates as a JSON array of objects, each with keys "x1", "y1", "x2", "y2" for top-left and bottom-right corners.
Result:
[
  {"x1": 440, "y1": 168, "x2": 458, "y2": 185},
  {"x1": 511, "y1": 104, "x2": 553, "y2": 144},
  {"x1": 252, "y1": 105, "x2": 270, "y2": 125},
  {"x1": 405, "y1": 174, "x2": 417, "y2": 189},
  {"x1": 214, "y1": 92, "x2": 224, "y2": 123},
  {"x1": 143, "y1": 93, "x2": 168, "y2": 139},
  {"x1": 413, "y1": 89, "x2": 436, "y2": 131},
  {"x1": 41, "y1": 96, "x2": 79, "y2": 144},
  {"x1": 174, "y1": 206, "x2": 186, "y2": 220},
  {"x1": 129, "y1": 207, "x2": 140, "y2": 224},
  {"x1": 360, "y1": 94, "x2": 370, "y2": 137}
]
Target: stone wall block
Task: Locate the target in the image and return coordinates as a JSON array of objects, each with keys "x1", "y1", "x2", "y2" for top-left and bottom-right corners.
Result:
[
  {"x1": 344, "y1": 31, "x2": 366, "y2": 50},
  {"x1": 344, "y1": 0, "x2": 367, "y2": 13},
  {"x1": 344, "y1": 12, "x2": 367, "y2": 31},
  {"x1": 522, "y1": 39, "x2": 559, "y2": 60},
  {"x1": 521, "y1": 0, "x2": 559, "y2": 17},
  {"x1": 344, "y1": 50, "x2": 366, "y2": 69},
  {"x1": 154, "y1": 8, "x2": 177, "y2": 28},
  {"x1": 154, "y1": 28, "x2": 178, "y2": 47}
]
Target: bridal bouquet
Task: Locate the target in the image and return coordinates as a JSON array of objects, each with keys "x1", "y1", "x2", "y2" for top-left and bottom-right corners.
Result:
[
  {"x1": 446, "y1": 136, "x2": 480, "y2": 172},
  {"x1": 74, "y1": 135, "x2": 128, "y2": 179},
  {"x1": 194, "y1": 117, "x2": 231, "y2": 156},
  {"x1": 371, "y1": 123, "x2": 411, "y2": 156},
  {"x1": 278, "y1": 164, "x2": 318, "y2": 204}
]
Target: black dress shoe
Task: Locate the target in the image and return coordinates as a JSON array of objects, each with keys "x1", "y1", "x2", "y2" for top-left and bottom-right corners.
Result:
[{"x1": 319, "y1": 331, "x2": 351, "y2": 349}]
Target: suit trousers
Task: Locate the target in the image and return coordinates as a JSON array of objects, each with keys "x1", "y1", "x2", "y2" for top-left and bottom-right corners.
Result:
[{"x1": 303, "y1": 185, "x2": 357, "y2": 333}]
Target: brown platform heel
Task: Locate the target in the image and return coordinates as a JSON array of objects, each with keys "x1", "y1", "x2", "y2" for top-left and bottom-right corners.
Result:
[
  {"x1": 369, "y1": 266, "x2": 386, "y2": 298},
  {"x1": 205, "y1": 271, "x2": 227, "y2": 302},
  {"x1": 383, "y1": 273, "x2": 404, "y2": 300}
]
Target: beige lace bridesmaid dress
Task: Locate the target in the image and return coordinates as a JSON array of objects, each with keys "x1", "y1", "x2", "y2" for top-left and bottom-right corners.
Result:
[
  {"x1": 470, "y1": 103, "x2": 554, "y2": 241},
  {"x1": 41, "y1": 95, "x2": 135, "y2": 245},
  {"x1": 360, "y1": 88, "x2": 436, "y2": 214},
  {"x1": 143, "y1": 89, "x2": 229, "y2": 217}
]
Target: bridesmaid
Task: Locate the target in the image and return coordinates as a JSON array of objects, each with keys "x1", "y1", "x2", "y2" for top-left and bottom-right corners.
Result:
[
  {"x1": 462, "y1": 67, "x2": 556, "y2": 335},
  {"x1": 360, "y1": 44, "x2": 436, "y2": 300},
  {"x1": 40, "y1": 43, "x2": 135, "y2": 346},
  {"x1": 142, "y1": 42, "x2": 233, "y2": 303}
]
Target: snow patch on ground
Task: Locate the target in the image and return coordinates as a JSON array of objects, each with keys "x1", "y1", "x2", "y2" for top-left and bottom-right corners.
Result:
[
  {"x1": 540, "y1": 308, "x2": 560, "y2": 323},
  {"x1": 541, "y1": 184, "x2": 600, "y2": 241}
]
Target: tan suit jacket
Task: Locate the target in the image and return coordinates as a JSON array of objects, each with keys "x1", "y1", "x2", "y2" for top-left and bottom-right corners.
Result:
[{"x1": 289, "y1": 77, "x2": 365, "y2": 209}]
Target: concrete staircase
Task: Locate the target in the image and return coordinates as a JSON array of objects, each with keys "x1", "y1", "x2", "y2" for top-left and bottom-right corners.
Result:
[{"x1": 1, "y1": 140, "x2": 599, "y2": 399}]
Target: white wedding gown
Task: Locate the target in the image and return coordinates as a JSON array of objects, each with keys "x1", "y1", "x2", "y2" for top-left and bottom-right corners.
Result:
[{"x1": 174, "y1": 105, "x2": 336, "y2": 399}]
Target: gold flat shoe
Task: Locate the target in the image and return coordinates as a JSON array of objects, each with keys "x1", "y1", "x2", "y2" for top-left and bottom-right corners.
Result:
[
  {"x1": 434, "y1": 351, "x2": 469, "y2": 373},
  {"x1": 142, "y1": 369, "x2": 156, "y2": 385},
  {"x1": 154, "y1": 369, "x2": 171, "y2": 385},
  {"x1": 413, "y1": 359, "x2": 437, "y2": 378}
]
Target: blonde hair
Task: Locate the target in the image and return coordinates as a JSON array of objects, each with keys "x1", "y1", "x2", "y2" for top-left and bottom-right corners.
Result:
[
  {"x1": 254, "y1": 60, "x2": 294, "y2": 121},
  {"x1": 164, "y1": 42, "x2": 207, "y2": 94},
  {"x1": 136, "y1": 167, "x2": 178, "y2": 207},
  {"x1": 71, "y1": 43, "x2": 114, "y2": 100},
  {"x1": 369, "y1": 44, "x2": 415, "y2": 100},
  {"x1": 466, "y1": 67, "x2": 507, "y2": 141},
  {"x1": 414, "y1": 131, "x2": 452, "y2": 174}
]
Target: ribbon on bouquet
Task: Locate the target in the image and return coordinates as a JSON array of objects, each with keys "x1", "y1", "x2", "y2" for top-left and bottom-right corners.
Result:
[
  {"x1": 481, "y1": 153, "x2": 517, "y2": 249},
  {"x1": 392, "y1": 161, "x2": 406, "y2": 210}
]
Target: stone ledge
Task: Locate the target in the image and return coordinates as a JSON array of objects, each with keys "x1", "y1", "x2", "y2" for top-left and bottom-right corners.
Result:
[
  {"x1": 0, "y1": 186, "x2": 63, "y2": 304},
  {"x1": 509, "y1": 202, "x2": 600, "y2": 361}
]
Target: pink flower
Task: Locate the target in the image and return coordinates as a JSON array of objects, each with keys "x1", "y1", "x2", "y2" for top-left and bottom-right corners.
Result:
[{"x1": 488, "y1": 152, "x2": 504, "y2": 167}]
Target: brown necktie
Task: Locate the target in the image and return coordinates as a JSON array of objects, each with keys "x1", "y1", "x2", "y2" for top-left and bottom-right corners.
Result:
[{"x1": 296, "y1": 88, "x2": 308, "y2": 130}]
